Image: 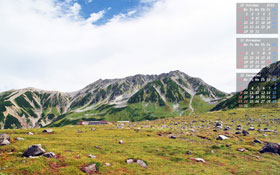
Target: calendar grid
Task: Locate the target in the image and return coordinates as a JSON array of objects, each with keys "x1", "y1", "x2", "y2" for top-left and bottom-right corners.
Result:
[{"x1": 236, "y1": 3, "x2": 279, "y2": 108}]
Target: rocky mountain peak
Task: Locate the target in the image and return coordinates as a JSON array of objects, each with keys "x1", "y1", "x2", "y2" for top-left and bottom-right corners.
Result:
[{"x1": 0, "y1": 71, "x2": 228, "y2": 129}]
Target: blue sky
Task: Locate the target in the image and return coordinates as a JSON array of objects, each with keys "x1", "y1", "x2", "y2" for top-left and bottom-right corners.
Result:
[{"x1": 56, "y1": 0, "x2": 155, "y2": 25}]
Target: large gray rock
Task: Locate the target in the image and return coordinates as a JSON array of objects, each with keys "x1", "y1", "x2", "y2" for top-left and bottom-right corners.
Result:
[
  {"x1": 0, "y1": 139, "x2": 10, "y2": 146},
  {"x1": 137, "y1": 160, "x2": 147, "y2": 168},
  {"x1": 81, "y1": 164, "x2": 98, "y2": 174},
  {"x1": 22, "y1": 144, "x2": 46, "y2": 157},
  {"x1": 260, "y1": 142, "x2": 280, "y2": 154},
  {"x1": 0, "y1": 134, "x2": 10, "y2": 142},
  {"x1": 0, "y1": 134, "x2": 10, "y2": 146}
]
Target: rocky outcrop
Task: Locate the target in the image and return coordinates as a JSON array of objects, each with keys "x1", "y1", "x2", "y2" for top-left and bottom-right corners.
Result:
[{"x1": 260, "y1": 142, "x2": 280, "y2": 154}]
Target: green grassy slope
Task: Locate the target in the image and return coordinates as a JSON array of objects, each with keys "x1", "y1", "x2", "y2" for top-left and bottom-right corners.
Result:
[{"x1": 0, "y1": 108, "x2": 279, "y2": 174}]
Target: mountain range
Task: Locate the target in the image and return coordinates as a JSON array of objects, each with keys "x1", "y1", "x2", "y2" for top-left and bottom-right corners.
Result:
[
  {"x1": 212, "y1": 61, "x2": 280, "y2": 111},
  {"x1": 0, "y1": 70, "x2": 228, "y2": 129}
]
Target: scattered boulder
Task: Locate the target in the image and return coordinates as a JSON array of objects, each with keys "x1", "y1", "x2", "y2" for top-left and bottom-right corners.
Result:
[
  {"x1": 105, "y1": 163, "x2": 111, "y2": 166},
  {"x1": 0, "y1": 139, "x2": 10, "y2": 146},
  {"x1": 237, "y1": 148, "x2": 246, "y2": 152},
  {"x1": 235, "y1": 131, "x2": 241, "y2": 135},
  {"x1": 258, "y1": 128, "x2": 274, "y2": 133},
  {"x1": 224, "y1": 126, "x2": 231, "y2": 131},
  {"x1": 94, "y1": 146, "x2": 102, "y2": 150},
  {"x1": 126, "y1": 159, "x2": 147, "y2": 168},
  {"x1": 170, "y1": 136, "x2": 176, "y2": 139},
  {"x1": 27, "y1": 132, "x2": 34, "y2": 135},
  {"x1": 91, "y1": 128, "x2": 96, "y2": 131},
  {"x1": 253, "y1": 138, "x2": 263, "y2": 144},
  {"x1": 43, "y1": 152, "x2": 56, "y2": 158},
  {"x1": 81, "y1": 164, "x2": 98, "y2": 174},
  {"x1": 216, "y1": 135, "x2": 229, "y2": 140},
  {"x1": 77, "y1": 129, "x2": 82, "y2": 133},
  {"x1": 119, "y1": 140, "x2": 124, "y2": 144},
  {"x1": 16, "y1": 137, "x2": 24, "y2": 141},
  {"x1": 236, "y1": 125, "x2": 242, "y2": 130},
  {"x1": 42, "y1": 129, "x2": 53, "y2": 133},
  {"x1": 215, "y1": 121, "x2": 223, "y2": 129},
  {"x1": 186, "y1": 151, "x2": 192, "y2": 155},
  {"x1": 126, "y1": 159, "x2": 135, "y2": 164},
  {"x1": 0, "y1": 134, "x2": 10, "y2": 146},
  {"x1": 242, "y1": 130, "x2": 249, "y2": 136},
  {"x1": 188, "y1": 129, "x2": 195, "y2": 132},
  {"x1": 259, "y1": 142, "x2": 280, "y2": 154},
  {"x1": 22, "y1": 144, "x2": 46, "y2": 157},
  {"x1": 226, "y1": 144, "x2": 231, "y2": 147},
  {"x1": 190, "y1": 158, "x2": 206, "y2": 163},
  {"x1": 0, "y1": 134, "x2": 10, "y2": 142},
  {"x1": 248, "y1": 127, "x2": 255, "y2": 131},
  {"x1": 88, "y1": 154, "x2": 96, "y2": 159},
  {"x1": 137, "y1": 160, "x2": 147, "y2": 168}
]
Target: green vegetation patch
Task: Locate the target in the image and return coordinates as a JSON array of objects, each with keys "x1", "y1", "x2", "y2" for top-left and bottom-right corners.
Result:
[{"x1": 4, "y1": 114, "x2": 22, "y2": 129}]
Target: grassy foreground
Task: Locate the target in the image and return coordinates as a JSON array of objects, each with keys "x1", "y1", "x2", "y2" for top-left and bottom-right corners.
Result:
[{"x1": 0, "y1": 108, "x2": 279, "y2": 175}]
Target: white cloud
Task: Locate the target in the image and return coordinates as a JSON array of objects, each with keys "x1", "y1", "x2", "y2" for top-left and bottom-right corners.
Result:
[
  {"x1": 68, "y1": 2, "x2": 81, "y2": 20},
  {"x1": 0, "y1": 0, "x2": 277, "y2": 93},
  {"x1": 140, "y1": 0, "x2": 157, "y2": 3},
  {"x1": 86, "y1": 10, "x2": 105, "y2": 24},
  {"x1": 127, "y1": 10, "x2": 136, "y2": 16},
  {"x1": 109, "y1": 10, "x2": 137, "y2": 23}
]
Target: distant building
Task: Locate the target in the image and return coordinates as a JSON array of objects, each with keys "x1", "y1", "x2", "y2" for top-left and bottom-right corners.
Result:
[
  {"x1": 77, "y1": 120, "x2": 114, "y2": 125},
  {"x1": 89, "y1": 121, "x2": 108, "y2": 125},
  {"x1": 77, "y1": 121, "x2": 89, "y2": 125},
  {"x1": 117, "y1": 121, "x2": 130, "y2": 123}
]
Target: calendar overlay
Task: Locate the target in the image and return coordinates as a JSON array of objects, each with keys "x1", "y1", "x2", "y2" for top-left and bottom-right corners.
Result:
[
  {"x1": 237, "y1": 3, "x2": 278, "y2": 34},
  {"x1": 237, "y1": 73, "x2": 278, "y2": 108},
  {"x1": 237, "y1": 38, "x2": 278, "y2": 69}
]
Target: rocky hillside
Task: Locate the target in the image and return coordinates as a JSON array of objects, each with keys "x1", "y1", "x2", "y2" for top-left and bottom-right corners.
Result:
[
  {"x1": 0, "y1": 71, "x2": 228, "y2": 129},
  {"x1": 0, "y1": 88, "x2": 70, "y2": 129},
  {"x1": 212, "y1": 61, "x2": 280, "y2": 111}
]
